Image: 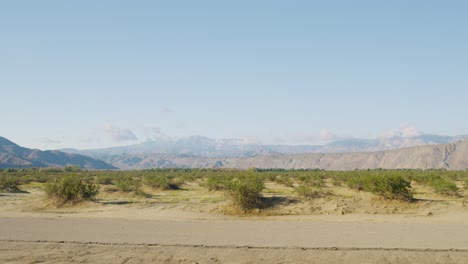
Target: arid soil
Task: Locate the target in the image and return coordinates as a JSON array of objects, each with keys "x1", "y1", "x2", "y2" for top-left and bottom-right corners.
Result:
[
  {"x1": 0, "y1": 181, "x2": 467, "y2": 264},
  {"x1": 1, "y1": 241, "x2": 468, "y2": 264}
]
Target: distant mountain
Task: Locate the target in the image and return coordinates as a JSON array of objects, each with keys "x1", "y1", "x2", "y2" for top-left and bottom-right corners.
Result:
[
  {"x1": 63, "y1": 134, "x2": 468, "y2": 159},
  {"x1": 62, "y1": 136, "x2": 275, "y2": 158},
  {"x1": 57, "y1": 133, "x2": 468, "y2": 170},
  {"x1": 229, "y1": 140, "x2": 468, "y2": 171},
  {"x1": 313, "y1": 134, "x2": 466, "y2": 153},
  {"x1": 94, "y1": 139, "x2": 468, "y2": 171},
  {"x1": 0, "y1": 137, "x2": 117, "y2": 170}
]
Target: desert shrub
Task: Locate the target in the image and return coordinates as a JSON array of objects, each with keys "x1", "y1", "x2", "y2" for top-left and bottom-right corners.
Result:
[
  {"x1": 115, "y1": 176, "x2": 143, "y2": 194},
  {"x1": 144, "y1": 174, "x2": 181, "y2": 190},
  {"x1": 298, "y1": 173, "x2": 324, "y2": 188},
  {"x1": 80, "y1": 174, "x2": 94, "y2": 184},
  {"x1": 430, "y1": 178, "x2": 458, "y2": 196},
  {"x1": 45, "y1": 175, "x2": 99, "y2": 204},
  {"x1": 64, "y1": 166, "x2": 80, "y2": 172},
  {"x1": 264, "y1": 173, "x2": 278, "y2": 182},
  {"x1": 413, "y1": 174, "x2": 458, "y2": 196},
  {"x1": 177, "y1": 170, "x2": 205, "y2": 182},
  {"x1": 96, "y1": 175, "x2": 113, "y2": 185},
  {"x1": 273, "y1": 175, "x2": 294, "y2": 187},
  {"x1": 225, "y1": 174, "x2": 264, "y2": 211},
  {"x1": 330, "y1": 173, "x2": 348, "y2": 186},
  {"x1": 295, "y1": 185, "x2": 320, "y2": 199},
  {"x1": 465, "y1": 178, "x2": 468, "y2": 190},
  {"x1": 348, "y1": 174, "x2": 413, "y2": 201},
  {"x1": 0, "y1": 174, "x2": 22, "y2": 192},
  {"x1": 30, "y1": 173, "x2": 53, "y2": 183},
  {"x1": 347, "y1": 175, "x2": 369, "y2": 191},
  {"x1": 205, "y1": 174, "x2": 230, "y2": 191}
]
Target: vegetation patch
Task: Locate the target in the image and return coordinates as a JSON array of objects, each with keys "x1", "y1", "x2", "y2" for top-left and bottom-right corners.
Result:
[
  {"x1": 3, "y1": 167, "x2": 467, "y2": 210},
  {"x1": 347, "y1": 174, "x2": 414, "y2": 201},
  {"x1": 413, "y1": 174, "x2": 459, "y2": 196},
  {"x1": 0, "y1": 174, "x2": 22, "y2": 192},
  {"x1": 298, "y1": 173, "x2": 324, "y2": 188},
  {"x1": 45, "y1": 175, "x2": 99, "y2": 205},
  {"x1": 294, "y1": 185, "x2": 321, "y2": 199},
  {"x1": 273, "y1": 175, "x2": 294, "y2": 187},
  {"x1": 115, "y1": 176, "x2": 146, "y2": 196},
  {"x1": 96, "y1": 174, "x2": 114, "y2": 185},
  {"x1": 225, "y1": 173, "x2": 265, "y2": 212},
  {"x1": 144, "y1": 174, "x2": 182, "y2": 190},
  {"x1": 205, "y1": 174, "x2": 231, "y2": 191}
]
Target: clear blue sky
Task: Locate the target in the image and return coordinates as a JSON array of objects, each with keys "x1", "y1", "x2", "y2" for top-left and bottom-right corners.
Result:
[{"x1": 1, "y1": 1, "x2": 467, "y2": 149}]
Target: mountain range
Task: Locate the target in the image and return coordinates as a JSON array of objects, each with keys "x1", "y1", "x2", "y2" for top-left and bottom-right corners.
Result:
[
  {"x1": 2, "y1": 134, "x2": 468, "y2": 171},
  {"x1": 62, "y1": 133, "x2": 468, "y2": 158},
  {"x1": 80, "y1": 139, "x2": 467, "y2": 171},
  {"x1": 0, "y1": 137, "x2": 116, "y2": 170},
  {"x1": 61, "y1": 133, "x2": 468, "y2": 170}
]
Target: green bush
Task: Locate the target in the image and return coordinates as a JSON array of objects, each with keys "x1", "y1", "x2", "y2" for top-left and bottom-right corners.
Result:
[
  {"x1": 225, "y1": 174, "x2": 264, "y2": 211},
  {"x1": 273, "y1": 175, "x2": 294, "y2": 187},
  {"x1": 295, "y1": 185, "x2": 320, "y2": 199},
  {"x1": 5, "y1": 168, "x2": 17, "y2": 173},
  {"x1": 348, "y1": 174, "x2": 413, "y2": 201},
  {"x1": 431, "y1": 178, "x2": 458, "y2": 196},
  {"x1": 45, "y1": 175, "x2": 99, "y2": 204},
  {"x1": 0, "y1": 174, "x2": 22, "y2": 192},
  {"x1": 144, "y1": 174, "x2": 181, "y2": 190},
  {"x1": 96, "y1": 175, "x2": 113, "y2": 185},
  {"x1": 413, "y1": 174, "x2": 458, "y2": 196},
  {"x1": 330, "y1": 173, "x2": 348, "y2": 186},
  {"x1": 31, "y1": 173, "x2": 53, "y2": 183},
  {"x1": 264, "y1": 173, "x2": 278, "y2": 182},
  {"x1": 64, "y1": 166, "x2": 81, "y2": 172},
  {"x1": 115, "y1": 176, "x2": 141, "y2": 192},
  {"x1": 298, "y1": 174, "x2": 324, "y2": 188},
  {"x1": 205, "y1": 174, "x2": 230, "y2": 191}
]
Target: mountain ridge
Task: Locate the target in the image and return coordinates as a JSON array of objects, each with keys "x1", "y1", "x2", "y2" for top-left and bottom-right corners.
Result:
[
  {"x1": 0, "y1": 137, "x2": 117, "y2": 170},
  {"x1": 4, "y1": 135, "x2": 468, "y2": 171},
  {"x1": 62, "y1": 133, "x2": 468, "y2": 159},
  {"x1": 89, "y1": 139, "x2": 468, "y2": 171}
]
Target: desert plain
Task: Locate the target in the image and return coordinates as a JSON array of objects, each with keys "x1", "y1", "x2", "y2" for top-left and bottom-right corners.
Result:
[{"x1": 1, "y1": 169, "x2": 468, "y2": 264}]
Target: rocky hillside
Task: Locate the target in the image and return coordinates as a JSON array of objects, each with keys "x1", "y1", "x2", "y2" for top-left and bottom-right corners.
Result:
[
  {"x1": 101, "y1": 140, "x2": 468, "y2": 170},
  {"x1": 0, "y1": 137, "x2": 117, "y2": 170},
  {"x1": 228, "y1": 140, "x2": 468, "y2": 170}
]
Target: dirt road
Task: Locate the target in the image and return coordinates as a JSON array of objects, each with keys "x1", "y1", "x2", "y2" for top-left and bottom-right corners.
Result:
[{"x1": 1, "y1": 216, "x2": 468, "y2": 263}]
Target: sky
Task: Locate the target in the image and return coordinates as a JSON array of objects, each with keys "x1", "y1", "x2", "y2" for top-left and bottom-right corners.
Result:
[{"x1": 1, "y1": 0, "x2": 468, "y2": 150}]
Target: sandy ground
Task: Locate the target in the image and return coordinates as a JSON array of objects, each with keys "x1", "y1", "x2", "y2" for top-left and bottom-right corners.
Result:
[
  {"x1": 1, "y1": 215, "x2": 467, "y2": 264},
  {"x1": 1, "y1": 217, "x2": 468, "y2": 249},
  {"x1": 2, "y1": 241, "x2": 468, "y2": 264},
  {"x1": 1, "y1": 182, "x2": 467, "y2": 263}
]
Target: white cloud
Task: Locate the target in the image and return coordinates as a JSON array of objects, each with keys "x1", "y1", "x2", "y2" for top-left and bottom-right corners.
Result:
[
  {"x1": 382, "y1": 124, "x2": 422, "y2": 138},
  {"x1": 144, "y1": 126, "x2": 171, "y2": 141},
  {"x1": 104, "y1": 123, "x2": 138, "y2": 142},
  {"x1": 400, "y1": 124, "x2": 421, "y2": 137},
  {"x1": 319, "y1": 129, "x2": 339, "y2": 141}
]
